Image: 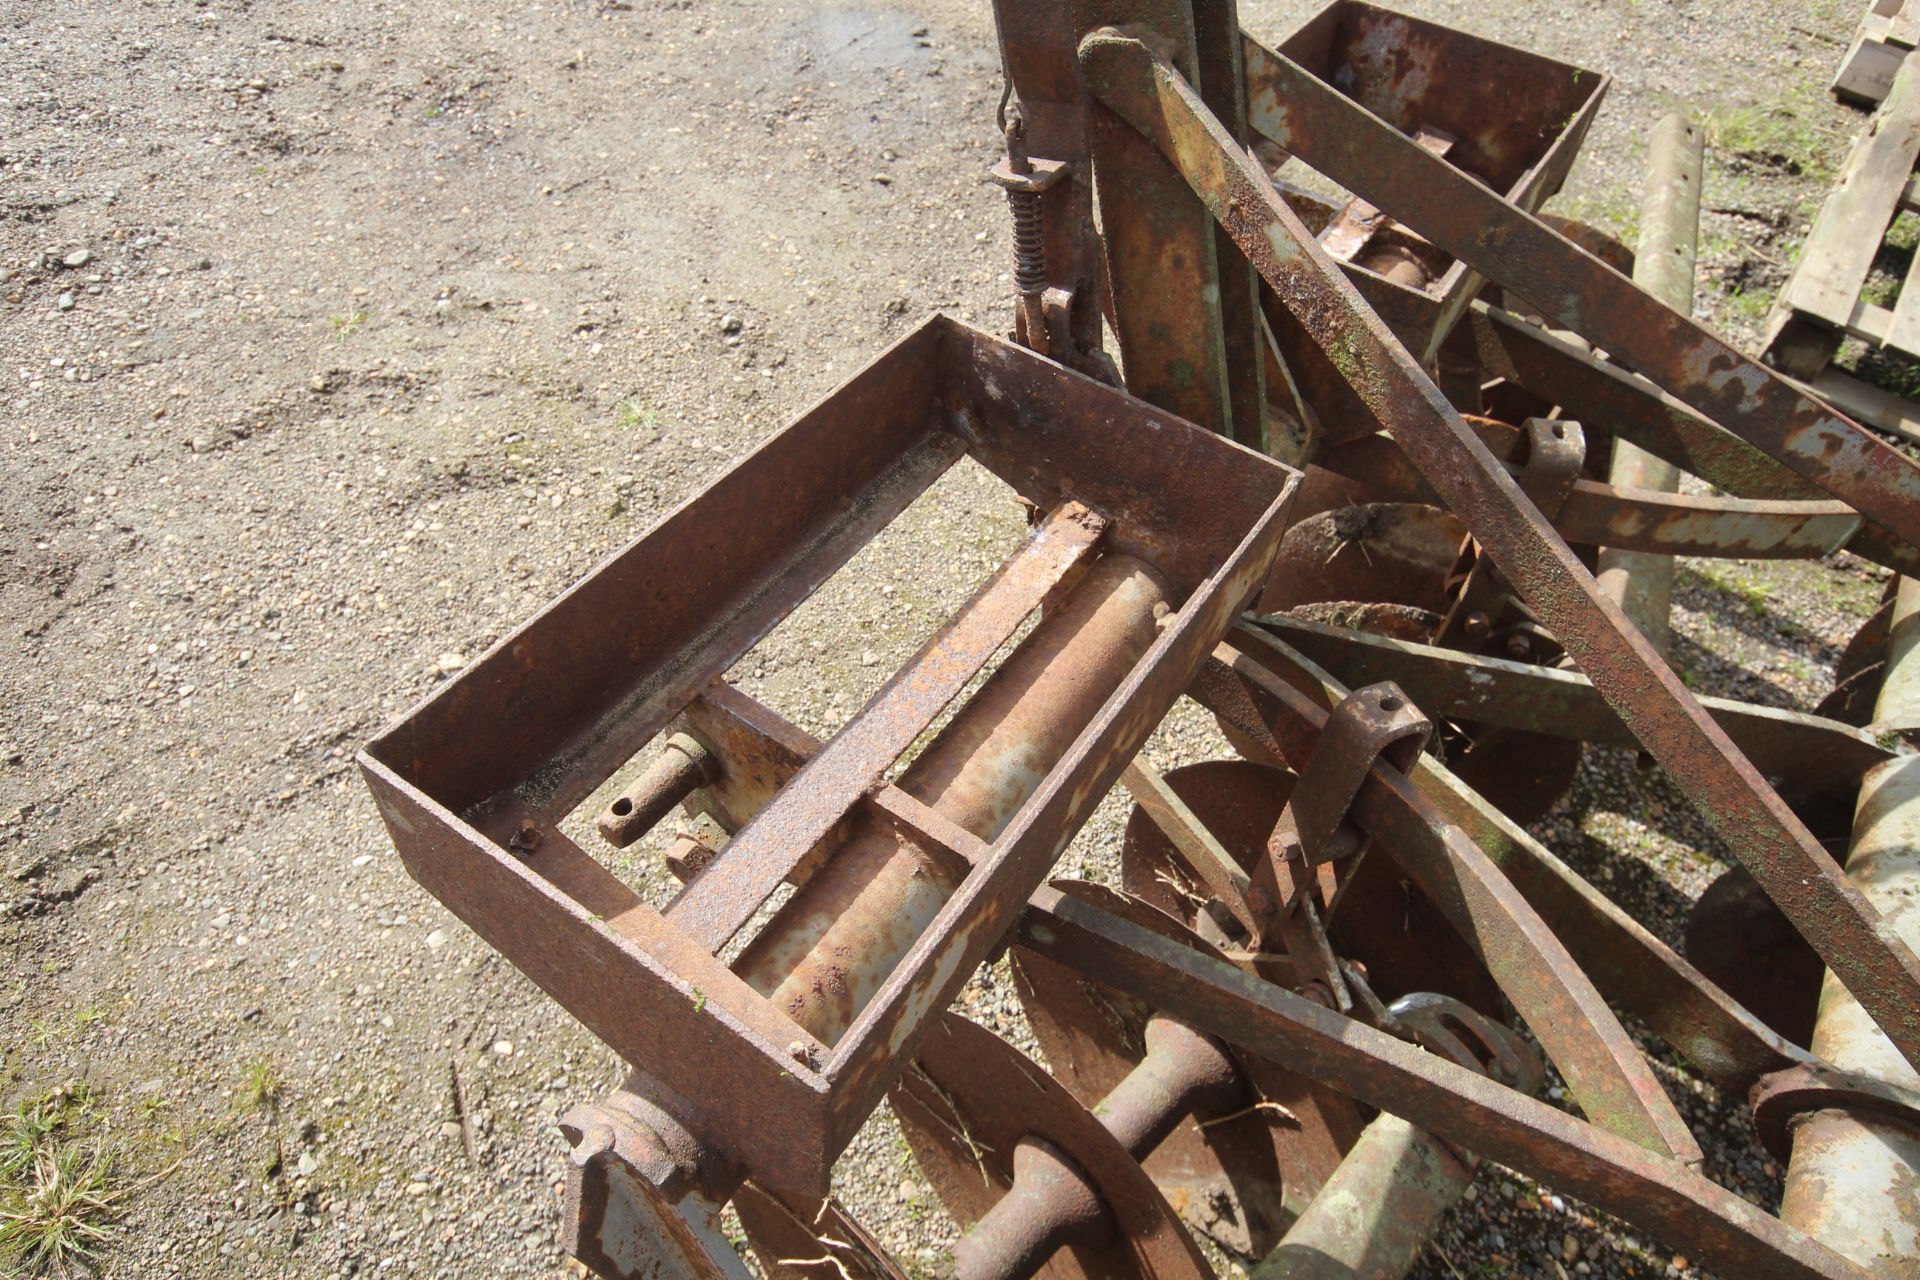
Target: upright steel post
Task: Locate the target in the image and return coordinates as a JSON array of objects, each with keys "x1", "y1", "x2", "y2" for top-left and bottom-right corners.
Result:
[
  {"x1": 1779, "y1": 576, "x2": 1920, "y2": 1272},
  {"x1": 1594, "y1": 113, "x2": 1703, "y2": 654}
]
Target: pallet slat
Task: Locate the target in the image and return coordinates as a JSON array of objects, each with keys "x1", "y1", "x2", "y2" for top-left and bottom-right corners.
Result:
[
  {"x1": 1837, "y1": 8, "x2": 1906, "y2": 104},
  {"x1": 1784, "y1": 57, "x2": 1920, "y2": 328}
]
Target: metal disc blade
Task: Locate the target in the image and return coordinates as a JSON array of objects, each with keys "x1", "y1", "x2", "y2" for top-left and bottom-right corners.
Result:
[
  {"x1": 1009, "y1": 879, "x2": 1360, "y2": 1256},
  {"x1": 890, "y1": 1010, "x2": 1214, "y2": 1280}
]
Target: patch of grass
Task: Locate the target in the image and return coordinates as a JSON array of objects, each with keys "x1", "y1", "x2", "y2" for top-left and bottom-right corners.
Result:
[
  {"x1": 614, "y1": 398, "x2": 661, "y2": 433},
  {"x1": 0, "y1": 1084, "x2": 158, "y2": 1277},
  {"x1": 329, "y1": 308, "x2": 368, "y2": 338},
  {"x1": 1694, "y1": 564, "x2": 1773, "y2": 619},
  {"x1": 1849, "y1": 343, "x2": 1920, "y2": 401},
  {"x1": 1, "y1": 1089, "x2": 90, "y2": 1181},
  {"x1": 0, "y1": 1140, "x2": 118, "y2": 1275},
  {"x1": 237, "y1": 1058, "x2": 281, "y2": 1114},
  {"x1": 1723, "y1": 283, "x2": 1773, "y2": 324},
  {"x1": 1705, "y1": 100, "x2": 1839, "y2": 182},
  {"x1": 1548, "y1": 188, "x2": 1640, "y2": 253}
]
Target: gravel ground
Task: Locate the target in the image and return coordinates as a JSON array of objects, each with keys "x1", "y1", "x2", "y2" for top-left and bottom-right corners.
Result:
[{"x1": 0, "y1": 0, "x2": 1892, "y2": 1277}]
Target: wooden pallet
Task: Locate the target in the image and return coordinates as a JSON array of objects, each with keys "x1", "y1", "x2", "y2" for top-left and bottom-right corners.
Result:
[
  {"x1": 1835, "y1": 0, "x2": 1916, "y2": 107},
  {"x1": 1766, "y1": 54, "x2": 1920, "y2": 440}
]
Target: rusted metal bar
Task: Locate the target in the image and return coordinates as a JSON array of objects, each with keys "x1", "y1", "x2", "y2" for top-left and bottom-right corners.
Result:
[
  {"x1": 1255, "y1": 614, "x2": 1895, "y2": 795},
  {"x1": 1249, "y1": 1114, "x2": 1476, "y2": 1280},
  {"x1": 1465, "y1": 301, "x2": 1821, "y2": 501},
  {"x1": 1224, "y1": 625, "x2": 1810, "y2": 1093},
  {"x1": 1015, "y1": 885, "x2": 1873, "y2": 1280},
  {"x1": 1191, "y1": 0, "x2": 1270, "y2": 450},
  {"x1": 1184, "y1": 633, "x2": 1701, "y2": 1160},
  {"x1": 1566, "y1": 485, "x2": 1912, "y2": 570},
  {"x1": 1781, "y1": 576, "x2": 1920, "y2": 1273},
  {"x1": 1079, "y1": 29, "x2": 1920, "y2": 1076},
  {"x1": 1241, "y1": 35, "x2": 1920, "y2": 554},
  {"x1": 1313, "y1": 427, "x2": 1920, "y2": 575},
  {"x1": 1596, "y1": 112, "x2": 1703, "y2": 653},
  {"x1": 1086, "y1": 2, "x2": 1239, "y2": 437},
  {"x1": 666, "y1": 500, "x2": 1107, "y2": 952}
]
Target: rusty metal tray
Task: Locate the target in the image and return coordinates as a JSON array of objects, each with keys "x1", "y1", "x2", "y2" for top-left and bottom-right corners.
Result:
[
  {"x1": 1269, "y1": 0, "x2": 1609, "y2": 357},
  {"x1": 358, "y1": 314, "x2": 1297, "y2": 1201}
]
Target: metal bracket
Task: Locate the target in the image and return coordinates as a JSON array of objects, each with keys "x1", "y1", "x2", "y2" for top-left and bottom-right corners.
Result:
[
  {"x1": 1515, "y1": 416, "x2": 1587, "y2": 517},
  {"x1": 1386, "y1": 991, "x2": 1544, "y2": 1095},
  {"x1": 1252, "y1": 682, "x2": 1433, "y2": 1007},
  {"x1": 1270, "y1": 681, "x2": 1433, "y2": 873},
  {"x1": 988, "y1": 154, "x2": 1070, "y2": 194}
]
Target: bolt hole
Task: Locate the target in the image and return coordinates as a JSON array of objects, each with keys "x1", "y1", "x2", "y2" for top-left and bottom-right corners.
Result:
[
  {"x1": 611, "y1": 798, "x2": 633, "y2": 816},
  {"x1": 1378, "y1": 694, "x2": 1404, "y2": 712},
  {"x1": 1551, "y1": 423, "x2": 1565, "y2": 439}
]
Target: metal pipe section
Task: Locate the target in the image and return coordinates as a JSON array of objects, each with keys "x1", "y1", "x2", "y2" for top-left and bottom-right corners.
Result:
[
  {"x1": 1779, "y1": 576, "x2": 1920, "y2": 1272},
  {"x1": 1595, "y1": 113, "x2": 1703, "y2": 654},
  {"x1": 1098, "y1": 1016, "x2": 1243, "y2": 1158},
  {"x1": 1250, "y1": 1114, "x2": 1477, "y2": 1280},
  {"x1": 954, "y1": 1138, "x2": 1116, "y2": 1280},
  {"x1": 734, "y1": 553, "x2": 1169, "y2": 1042}
]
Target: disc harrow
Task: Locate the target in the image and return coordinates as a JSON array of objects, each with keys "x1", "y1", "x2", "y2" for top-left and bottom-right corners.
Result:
[{"x1": 359, "y1": 1, "x2": 1920, "y2": 1276}]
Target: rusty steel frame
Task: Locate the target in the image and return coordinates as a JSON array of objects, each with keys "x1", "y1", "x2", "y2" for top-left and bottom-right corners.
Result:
[
  {"x1": 1077, "y1": 25, "x2": 1920, "y2": 1080},
  {"x1": 635, "y1": 667, "x2": 1838, "y2": 1274},
  {"x1": 1015, "y1": 884, "x2": 1871, "y2": 1280},
  {"x1": 352, "y1": 2, "x2": 1920, "y2": 1277}
]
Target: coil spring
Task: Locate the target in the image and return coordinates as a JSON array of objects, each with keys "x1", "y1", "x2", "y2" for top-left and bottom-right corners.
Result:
[{"x1": 1009, "y1": 187, "x2": 1046, "y2": 296}]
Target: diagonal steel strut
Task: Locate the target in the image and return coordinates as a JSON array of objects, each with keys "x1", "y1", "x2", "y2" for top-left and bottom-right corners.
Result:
[{"x1": 1076, "y1": 29, "x2": 1920, "y2": 1077}]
